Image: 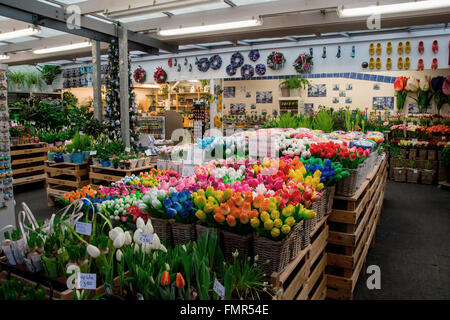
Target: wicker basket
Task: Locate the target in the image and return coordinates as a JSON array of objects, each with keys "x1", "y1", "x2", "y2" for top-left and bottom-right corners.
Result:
[
  {"x1": 421, "y1": 169, "x2": 435, "y2": 185},
  {"x1": 302, "y1": 219, "x2": 313, "y2": 249},
  {"x1": 400, "y1": 149, "x2": 409, "y2": 159},
  {"x1": 438, "y1": 150, "x2": 442, "y2": 161},
  {"x1": 151, "y1": 217, "x2": 174, "y2": 246},
  {"x1": 254, "y1": 233, "x2": 291, "y2": 275},
  {"x1": 336, "y1": 167, "x2": 359, "y2": 197},
  {"x1": 407, "y1": 168, "x2": 420, "y2": 183},
  {"x1": 195, "y1": 222, "x2": 222, "y2": 243},
  {"x1": 325, "y1": 185, "x2": 336, "y2": 214},
  {"x1": 393, "y1": 167, "x2": 406, "y2": 182},
  {"x1": 221, "y1": 230, "x2": 253, "y2": 262},
  {"x1": 409, "y1": 149, "x2": 417, "y2": 160},
  {"x1": 418, "y1": 149, "x2": 427, "y2": 161},
  {"x1": 427, "y1": 150, "x2": 437, "y2": 161},
  {"x1": 312, "y1": 197, "x2": 325, "y2": 221},
  {"x1": 172, "y1": 222, "x2": 196, "y2": 246},
  {"x1": 289, "y1": 220, "x2": 305, "y2": 260}
]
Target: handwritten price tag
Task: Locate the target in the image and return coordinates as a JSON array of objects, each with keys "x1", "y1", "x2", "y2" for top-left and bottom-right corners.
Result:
[
  {"x1": 139, "y1": 232, "x2": 153, "y2": 244},
  {"x1": 213, "y1": 279, "x2": 225, "y2": 299},
  {"x1": 75, "y1": 222, "x2": 92, "y2": 236},
  {"x1": 77, "y1": 273, "x2": 96, "y2": 290}
]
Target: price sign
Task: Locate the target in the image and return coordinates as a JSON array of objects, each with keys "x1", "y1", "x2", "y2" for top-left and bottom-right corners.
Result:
[
  {"x1": 125, "y1": 147, "x2": 131, "y2": 152},
  {"x1": 139, "y1": 232, "x2": 153, "y2": 244},
  {"x1": 75, "y1": 222, "x2": 92, "y2": 236},
  {"x1": 145, "y1": 149, "x2": 152, "y2": 156},
  {"x1": 90, "y1": 150, "x2": 97, "y2": 156},
  {"x1": 213, "y1": 279, "x2": 225, "y2": 299},
  {"x1": 77, "y1": 273, "x2": 96, "y2": 290}
]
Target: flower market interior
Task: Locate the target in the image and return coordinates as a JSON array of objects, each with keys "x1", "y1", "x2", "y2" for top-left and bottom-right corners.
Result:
[{"x1": 0, "y1": 0, "x2": 449, "y2": 302}]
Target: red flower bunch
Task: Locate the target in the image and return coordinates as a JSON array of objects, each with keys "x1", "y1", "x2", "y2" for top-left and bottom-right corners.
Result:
[
  {"x1": 278, "y1": 183, "x2": 321, "y2": 209},
  {"x1": 337, "y1": 146, "x2": 370, "y2": 169},
  {"x1": 309, "y1": 141, "x2": 342, "y2": 160},
  {"x1": 394, "y1": 76, "x2": 407, "y2": 91},
  {"x1": 121, "y1": 205, "x2": 149, "y2": 223}
]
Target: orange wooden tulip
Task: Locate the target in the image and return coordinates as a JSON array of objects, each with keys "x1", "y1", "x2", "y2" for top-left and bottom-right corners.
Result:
[
  {"x1": 226, "y1": 215, "x2": 236, "y2": 227},
  {"x1": 244, "y1": 192, "x2": 253, "y2": 203},
  {"x1": 242, "y1": 201, "x2": 251, "y2": 213},
  {"x1": 230, "y1": 206, "x2": 241, "y2": 218},
  {"x1": 253, "y1": 194, "x2": 264, "y2": 209},
  {"x1": 233, "y1": 193, "x2": 244, "y2": 207},
  {"x1": 176, "y1": 273, "x2": 185, "y2": 289},
  {"x1": 261, "y1": 199, "x2": 269, "y2": 212},
  {"x1": 239, "y1": 212, "x2": 249, "y2": 224},
  {"x1": 214, "y1": 213, "x2": 225, "y2": 223},
  {"x1": 220, "y1": 203, "x2": 230, "y2": 215},
  {"x1": 214, "y1": 207, "x2": 222, "y2": 215},
  {"x1": 250, "y1": 209, "x2": 259, "y2": 219},
  {"x1": 161, "y1": 271, "x2": 170, "y2": 286}
]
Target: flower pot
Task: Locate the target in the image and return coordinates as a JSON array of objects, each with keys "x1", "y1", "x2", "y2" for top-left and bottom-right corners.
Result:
[
  {"x1": 113, "y1": 162, "x2": 119, "y2": 169},
  {"x1": 54, "y1": 153, "x2": 64, "y2": 163},
  {"x1": 289, "y1": 88, "x2": 301, "y2": 97},
  {"x1": 418, "y1": 149, "x2": 427, "y2": 160},
  {"x1": 24, "y1": 252, "x2": 43, "y2": 273},
  {"x1": 393, "y1": 167, "x2": 406, "y2": 182},
  {"x1": 280, "y1": 87, "x2": 290, "y2": 97},
  {"x1": 63, "y1": 153, "x2": 71, "y2": 163},
  {"x1": 101, "y1": 160, "x2": 111, "y2": 167},
  {"x1": 421, "y1": 169, "x2": 435, "y2": 185},
  {"x1": 144, "y1": 157, "x2": 151, "y2": 167},
  {"x1": 428, "y1": 150, "x2": 436, "y2": 161},
  {"x1": 409, "y1": 149, "x2": 417, "y2": 160},
  {"x1": 407, "y1": 168, "x2": 420, "y2": 183},
  {"x1": 48, "y1": 152, "x2": 55, "y2": 162},
  {"x1": 71, "y1": 152, "x2": 84, "y2": 164}
]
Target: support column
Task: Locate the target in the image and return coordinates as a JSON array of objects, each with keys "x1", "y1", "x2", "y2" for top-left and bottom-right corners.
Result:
[
  {"x1": 118, "y1": 26, "x2": 130, "y2": 149},
  {"x1": 92, "y1": 41, "x2": 102, "y2": 121},
  {"x1": 209, "y1": 79, "x2": 216, "y2": 131}
]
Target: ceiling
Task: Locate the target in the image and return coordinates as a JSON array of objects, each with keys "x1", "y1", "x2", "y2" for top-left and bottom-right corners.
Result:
[{"x1": 0, "y1": 0, "x2": 449, "y2": 65}]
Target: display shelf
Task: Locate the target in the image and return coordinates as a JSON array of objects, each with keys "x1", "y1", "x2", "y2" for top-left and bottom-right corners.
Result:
[
  {"x1": 11, "y1": 142, "x2": 48, "y2": 187},
  {"x1": 89, "y1": 163, "x2": 156, "y2": 187},
  {"x1": 325, "y1": 157, "x2": 388, "y2": 300},
  {"x1": 138, "y1": 115, "x2": 165, "y2": 139},
  {"x1": 44, "y1": 161, "x2": 90, "y2": 206}
]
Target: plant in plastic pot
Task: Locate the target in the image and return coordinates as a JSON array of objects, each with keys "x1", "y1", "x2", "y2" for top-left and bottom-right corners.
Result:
[{"x1": 69, "y1": 131, "x2": 84, "y2": 164}]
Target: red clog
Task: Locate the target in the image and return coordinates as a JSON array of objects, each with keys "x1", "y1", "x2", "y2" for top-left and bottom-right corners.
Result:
[
  {"x1": 418, "y1": 41, "x2": 424, "y2": 54},
  {"x1": 432, "y1": 40, "x2": 438, "y2": 54},
  {"x1": 417, "y1": 58, "x2": 424, "y2": 71},
  {"x1": 431, "y1": 58, "x2": 438, "y2": 70}
]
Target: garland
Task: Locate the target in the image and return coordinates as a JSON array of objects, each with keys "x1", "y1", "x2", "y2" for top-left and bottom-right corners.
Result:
[
  {"x1": 209, "y1": 55, "x2": 222, "y2": 70},
  {"x1": 255, "y1": 64, "x2": 266, "y2": 76},
  {"x1": 226, "y1": 65, "x2": 237, "y2": 76},
  {"x1": 241, "y1": 64, "x2": 254, "y2": 80},
  {"x1": 267, "y1": 51, "x2": 285, "y2": 70},
  {"x1": 293, "y1": 53, "x2": 313, "y2": 74},
  {"x1": 196, "y1": 58, "x2": 210, "y2": 72},
  {"x1": 249, "y1": 50, "x2": 260, "y2": 62},
  {"x1": 230, "y1": 52, "x2": 244, "y2": 68},
  {"x1": 133, "y1": 66, "x2": 146, "y2": 83},
  {"x1": 153, "y1": 67, "x2": 167, "y2": 83}
]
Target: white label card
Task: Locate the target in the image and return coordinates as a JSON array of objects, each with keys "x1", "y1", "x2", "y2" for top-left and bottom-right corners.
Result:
[
  {"x1": 77, "y1": 273, "x2": 96, "y2": 290},
  {"x1": 90, "y1": 150, "x2": 97, "y2": 156},
  {"x1": 213, "y1": 278, "x2": 225, "y2": 299},
  {"x1": 125, "y1": 147, "x2": 131, "y2": 152},
  {"x1": 75, "y1": 222, "x2": 92, "y2": 236},
  {"x1": 139, "y1": 232, "x2": 153, "y2": 244}
]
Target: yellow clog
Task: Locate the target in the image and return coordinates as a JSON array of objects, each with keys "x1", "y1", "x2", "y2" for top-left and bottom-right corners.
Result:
[
  {"x1": 376, "y1": 57, "x2": 381, "y2": 69},
  {"x1": 405, "y1": 41, "x2": 411, "y2": 54},
  {"x1": 397, "y1": 57, "x2": 403, "y2": 70},
  {"x1": 386, "y1": 42, "x2": 392, "y2": 55},
  {"x1": 398, "y1": 42, "x2": 403, "y2": 55},
  {"x1": 386, "y1": 58, "x2": 392, "y2": 70},
  {"x1": 369, "y1": 57, "x2": 375, "y2": 70},
  {"x1": 376, "y1": 43, "x2": 382, "y2": 55},
  {"x1": 404, "y1": 57, "x2": 410, "y2": 70},
  {"x1": 369, "y1": 43, "x2": 375, "y2": 55}
]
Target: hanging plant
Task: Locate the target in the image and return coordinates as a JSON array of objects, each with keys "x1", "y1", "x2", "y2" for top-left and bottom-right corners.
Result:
[
  {"x1": 133, "y1": 66, "x2": 146, "y2": 83},
  {"x1": 248, "y1": 50, "x2": 260, "y2": 62},
  {"x1": 153, "y1": 67, "x2": 167, "y2": 83},
  {"x1": 267, "y1": 51, "x2": 285, "y2": 70},
  {"x1": 209, "y1": 55, "x2": 222, "y2": 70},
  {"x1": 293, "y1": 53, "x2": 313, "y2": 74},
  {"x1": 226, "y1": 65, "x2": 237, "y2": 76},
  {"x1": 230, "y1": 52, "x2": 244, "y2": 68},
  {"x1": 196, "y1": 58, "x2": 210, "y2": 72},
  {"x1": 241, "y1": 64, "x2": 254, "y2": 80},
  {"x1": 255, "y1": 64, "x2": 266, "y2": 76}
]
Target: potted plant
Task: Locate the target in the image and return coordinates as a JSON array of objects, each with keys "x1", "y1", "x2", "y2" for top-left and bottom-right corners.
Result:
[
  {"x1": 70, "y1": 132, "x2": 84, "y2": 164},
  {"x1": 99, "y1": 149, "x2": 111, "y2": 167},
  {"x1": 37, "y1": 65, "x2": 61, "y2": 91},
  {"x1": 63, "y1": 144, "x2": 73, "y2": 163},
  {"x1": 80, "y1": 135, "x2": 92, "y2": 160},
  {"x1": 407, "y1": 160, "x2": 420, "y2": 183},
  {"x1": 52, "y1": 145, "x2": 65, "y2": 163},
  {"x1": 421, "y1": 160, "x2": 435, "y2": 185},
  {"x1": 112, "y1": 155, "x2": 120, "y2": 169},
  {"x1": 285, "y1": 77, "x2": 310, "y2": 97},
  {"x1": 279, "y1": 77, "x2": 290, "y2": 97},
  {"x1": 393, "y1": 159, "x2": 406, "y2": 182},
  {"x1": 442, "y1": 145, "x2": 450, "y2": 182}
]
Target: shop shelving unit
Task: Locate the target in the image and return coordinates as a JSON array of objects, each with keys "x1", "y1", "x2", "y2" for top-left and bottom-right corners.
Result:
[
  {"x1": 278, "y1": 97, "x2": 304, "y2": 116},
  {"x1": 44, "y1": 161, "x2": 90, "y2": 206},
  {"x1": 138, "y1": 115, "x2": 165, "y2": 139},
  {"x1": 89, "y1": 163, "x2": 156, "y2": 187},
  {"x1": 7, "y1": 91, "x2": 62, "y2": 104},
  {"x1": 325, "y1": 155, "x2": 388, "y2": 300},
  {"x1": 11, "y1": 142, "x2": 48, "y2": 186}
]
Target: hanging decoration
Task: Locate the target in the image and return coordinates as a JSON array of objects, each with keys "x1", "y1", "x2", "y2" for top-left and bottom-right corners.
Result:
[
  {"x1": 293, "y1": 52, "x2": 313, "y2": 74},
  {"x1": 241, "y1": 64, "x2": 254, "y2": 80},
  {"x1": 196, "y1": 57, "x2": 210, "y2": 72},
  {"x1": 189, "y1": 64, "x2": 193, "y2": 72},
  {"x1": 226, "y1": 65, "x2": 237, "y2": 76},
  {"x1": 209, "y1": 55, "x2": 223, "y2": 70},
  {"x1": 168, "y1": 58, "x2": 173, "y2": 68},
  {"x1": 133, "y1": 66, "x2": 146, "y2": 83},
  {"x1": 230, "y1": 52, "x2": 244, "y2": 68},
  {"x1": 153, "y1": 67, "x2": 167, "y2": 83},
  {"x1": 248, "y1": 50, "x2": 260, "y2": 62},
  {"x1": 267, "y1": 51, "x2": 285, "y2": 70},
  {"x1": 255, "y1": 64, "x2": 266, "y2": 76}
]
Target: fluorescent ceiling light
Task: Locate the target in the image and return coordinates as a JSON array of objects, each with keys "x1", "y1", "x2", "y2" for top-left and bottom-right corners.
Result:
[
  {"x1": 34, "y1": 42, "x2": 92, "y2": 54},
  {"x1": 0, "y1": 54, "x2": 10, "y2": 60},
  {"x1": 338, "y1": 0, "x2": 450, "y2": 17},
  {"x1": 158, "y1": 19, "x2": 262, "y2": 36},
  {"x1": 0, "y1": 27, "x2": 41, "y2": 42}
]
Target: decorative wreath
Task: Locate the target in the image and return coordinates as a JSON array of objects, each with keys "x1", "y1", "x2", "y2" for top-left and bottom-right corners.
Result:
[
  {"x1": 209, "y1": 55, "x2": 222, "y2": 70},
  {"x1": 241, "y1": 64, "x2": 254, "y2": 80},
  {"x1": 249, "y1": 50, "x2": 260, "y2": 62},
  {"x1": 293, "y1": 53, "x2": 313, "y2": 74},
  {"x1": 226, "y1": 64, "x2": 237, "y2": 76},
  {"x1": 133, "y1": 66, "x2": 146, "y2": 83},
  {"x1": 230, "y1": 52, "x2": 244, "y2": 68},
  {"x1": 196, "y1": 57, "x2": 210, "y2": 72},
  {"x1": 153, "y1": 67, "x2": 167, "y2": 83},
  {"x1": 255, "y1": 64, "x2": 266, "y2": 76},
  {"x1": 267, "y1": 51, "x2": 285, "y2": 70}
]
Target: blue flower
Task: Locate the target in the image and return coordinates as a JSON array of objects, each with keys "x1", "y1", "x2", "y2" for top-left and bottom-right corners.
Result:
[
  {"x1": 163, "y1": 197, "x2": 173, "y2": 208},
  {"x1": 166, "y1": 207, "x2": 177, "y2": 217},
  {"x1": 184, "y1": 200, "x2": 193, "y2": 210},
  {"x1": 171, "y1": 193, "x2": 179, "y2": 203},
  {"x1": 172, "y1": 202, "x2": 183, "y2": 212},
  {"x1": 179, "y1": 209, "x2": 190, "y2": 218}
]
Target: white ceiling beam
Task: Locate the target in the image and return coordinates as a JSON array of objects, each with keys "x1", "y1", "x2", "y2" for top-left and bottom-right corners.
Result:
[{"x1": 0, "y1": 19, "x2": 33, "y2": 33}]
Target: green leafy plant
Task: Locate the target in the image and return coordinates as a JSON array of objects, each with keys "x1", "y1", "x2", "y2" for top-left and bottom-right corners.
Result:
[
  {"x1": 24, "y1": 71, "x2": 44, "y2": 92},
  {"x1": 280, "y1": 77, "x2": 310, "y2": 90},
  {"x1": 6, "y1": 70, "x2": 26, "y2": 90},
  {"x1": 425, "y1": 161, "x2": 433, "y2": 170},
  {"x1": 37, "y1": 65, "x2": 61, "y2": 85},
  {"x1": 441, "y1": 146, "x2": 450, "y2": 170},
  {"x1": 409, "y1": 160, "x2": 416, "y2": 169},
  {"x1": 313, "y1": 110, "x2": 334, "y2": 133}
]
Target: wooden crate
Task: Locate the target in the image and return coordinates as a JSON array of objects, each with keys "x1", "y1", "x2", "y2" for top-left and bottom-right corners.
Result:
[
  {"x1": 325, "y1": 156, "x2": 388, "y2": 300},
  {"x1": 271, "y1": 216, "x2": 328, "y2": 300},
  {"x1": 44, "y1": 161, "x2": 90, "y2": 206},
  {"x1": 89, "y1": 163, "x2": 156, "y2": 187},
  {"x1": 11, "y1": 143, "x2": 48, "y2": 186}
]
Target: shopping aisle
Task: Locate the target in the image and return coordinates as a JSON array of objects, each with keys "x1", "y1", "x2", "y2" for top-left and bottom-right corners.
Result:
[
  {"x1": 354, "y1": 181, "x2": 450, "y2": 299},
  {"x1": 13, "y1": 183, "x2": 59, "y2": 221}
]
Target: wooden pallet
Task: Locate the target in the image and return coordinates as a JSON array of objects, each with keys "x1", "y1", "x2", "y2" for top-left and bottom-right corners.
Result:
[
  {"x1": 271, "y1": 216, "x2": 328, "y2": 300},
  {"x1": 89, "y1": 163, "x2": 156, "y2": 187},
  {"x1": 11, "y1": 143, "x2": 48, "y2": 186},
  {"x1": 326, "y1": 156, "x2": 388, "y2": 300},
  {"x1": 44, "y1": 161, "x2": 90, "y2": 206}
]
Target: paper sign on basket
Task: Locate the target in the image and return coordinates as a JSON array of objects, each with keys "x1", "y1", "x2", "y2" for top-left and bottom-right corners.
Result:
[
  {"x1": 75, "y1": 222, "x2": 92, "y2": 236},
  {"x1": 77, "y1": 273, "x2": 96, "y2": 290},
  {"x1": 139, "y1": 232, "x2": 153, "y2": 244},
  {"x1": 213, "y1": 279, "x2": 225, "y2": 299},
  {"x1": 145, "y1": 149, "x2": 152, "y2": 156}
]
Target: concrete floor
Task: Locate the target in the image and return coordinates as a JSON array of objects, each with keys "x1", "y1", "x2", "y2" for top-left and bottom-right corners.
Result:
[{"x1": 11, "y1": 180, "x2": 450, "y2": 299}]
